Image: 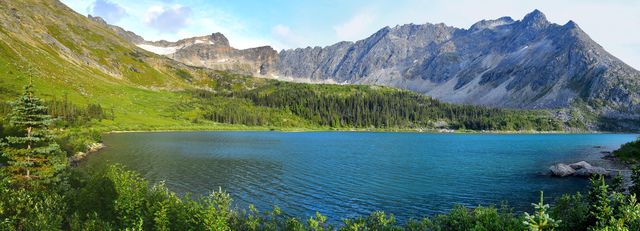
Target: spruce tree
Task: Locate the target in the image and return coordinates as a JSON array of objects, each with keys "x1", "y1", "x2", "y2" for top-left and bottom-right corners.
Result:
[{"x1": 0, "y1": 69, "x2": 67, "y2": 187}]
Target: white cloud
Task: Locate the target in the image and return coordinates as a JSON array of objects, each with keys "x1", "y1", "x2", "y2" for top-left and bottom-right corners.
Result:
[
  {"x1": 87, "y1": 0, "x2": 127, "y2": 23},
  {"x1": 333, "y1": 9, "x2": 376, "y2": 41},
  {"x1": 142, "y1": 4, "x2": 192, "y2": 33},
  {"x1": 270, "y1": 25, "x2": 305, "y2": 49}
]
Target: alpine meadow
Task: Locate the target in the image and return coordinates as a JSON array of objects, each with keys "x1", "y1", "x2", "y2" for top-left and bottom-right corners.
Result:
[{"x1": 1, "y1": 0, "x2": 640, "y2": 230}]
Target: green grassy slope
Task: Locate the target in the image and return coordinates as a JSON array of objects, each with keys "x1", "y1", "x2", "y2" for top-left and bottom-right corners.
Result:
[{"x1": 0, "y1": 0, "x2": 271, "y2": 130}]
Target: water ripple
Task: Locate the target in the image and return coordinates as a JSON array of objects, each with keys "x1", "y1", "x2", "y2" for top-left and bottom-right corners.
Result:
[{"x1": 81, "y1": 132, "x2": 637, "y2": 223}]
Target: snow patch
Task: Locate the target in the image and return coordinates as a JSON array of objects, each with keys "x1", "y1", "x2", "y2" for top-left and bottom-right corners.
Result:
[
  {"x1": 413, "y1": 59, "x2": 419, "y2": 64},
  {"x1": 486, "y1": 20, "x2": 511, "y2": 29},
  {"x1": 137, "y1": 43, "x2": 192, "y2": 55}
]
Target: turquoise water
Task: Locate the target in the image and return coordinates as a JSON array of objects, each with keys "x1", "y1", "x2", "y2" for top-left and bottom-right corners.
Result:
[{"x1": 82, "y1": 132, "x2": 637, "y2": 222}]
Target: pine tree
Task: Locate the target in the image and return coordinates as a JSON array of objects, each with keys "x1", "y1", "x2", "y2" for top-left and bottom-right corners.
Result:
[{"x1": 0, "y1": 69, "x2": 67, "y2": 187}]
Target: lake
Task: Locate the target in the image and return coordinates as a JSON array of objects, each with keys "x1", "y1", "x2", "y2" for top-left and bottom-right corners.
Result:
[{"x1": 82, "y1": 132, "x2": 637, "y2": 222}]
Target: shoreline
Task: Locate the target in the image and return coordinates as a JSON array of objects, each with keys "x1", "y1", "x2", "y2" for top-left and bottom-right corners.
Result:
[{"x1": 101, "y1": 127, "x2": 604, "y2": 135}]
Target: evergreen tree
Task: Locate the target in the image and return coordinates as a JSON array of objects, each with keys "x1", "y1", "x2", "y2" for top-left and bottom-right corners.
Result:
[
  {"x1": 588, "y1": 175, "x2": 612, "y2": 228},
  {"x1": 0, "y1": 70, "x2": 67, "y2": 187}
]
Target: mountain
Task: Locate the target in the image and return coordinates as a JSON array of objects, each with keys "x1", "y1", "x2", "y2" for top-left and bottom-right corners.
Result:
[
  {"x1": 0, "y1": 0, "x2": 252, "y2": 99},
  {"x1": 108, "y1": 10, "x2": 639, "y2": 117},
  {"x1": 277, "y1": 10, "x2": 640, "y2": 116},
  {"x1": 89, "y1": 16, "x2": 279, "y2": 77}
]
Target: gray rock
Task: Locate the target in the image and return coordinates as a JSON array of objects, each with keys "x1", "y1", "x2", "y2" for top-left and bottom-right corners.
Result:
[
  {"x1": 569, "y1": 161, "x2": 592, "y2": 170},
  {"x1": 549, "y1": 164, "x2": 576, "y2": 177},
  {"x1": 573, "y1": 166, "x2": 610, "y2": 177}
]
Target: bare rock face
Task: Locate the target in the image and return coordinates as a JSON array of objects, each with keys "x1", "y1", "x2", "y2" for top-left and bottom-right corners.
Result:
[
  {"x1": 88, "y1": 15, "x2": 145, "y2": 44},
  {"x1": 549, "y1": 164, "x2": 576, "y2": 177},
  {"x1": 276, "y1": 10, "x2": 640, "y2": 117},
  {"x1": 147, "y1": 33, "x2": 279, "y2": 76},
  {"x1": 89, "y1": 9, "x2": 640, "y2": 119},
  {"x1": 87, "y1": 16, "x2": 279, "y2": 77}
]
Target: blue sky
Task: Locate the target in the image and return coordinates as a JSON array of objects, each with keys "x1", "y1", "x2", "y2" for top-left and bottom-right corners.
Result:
[{"x1": 60, "y1": 0, "x2": 640, "y2": 70}]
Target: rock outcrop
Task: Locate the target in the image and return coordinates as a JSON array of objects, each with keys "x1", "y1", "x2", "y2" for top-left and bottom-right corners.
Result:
[
  {"x1": 137, "y1": 33, "x2": 278, "y2": 77},
  {"x1": 549, "y1": 161, "x2": 610, "y2": 177},
  {"x1": 88, "y1": 15, "x2": 280, "y2": 77}
]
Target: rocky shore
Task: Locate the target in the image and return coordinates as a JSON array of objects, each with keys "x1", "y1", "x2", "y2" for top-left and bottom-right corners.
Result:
[
  {"x1": 68, "y1": 142, "x2": 105, "y2": 166},
  {"x1": 548, "y1": 161, "x2": 610, "y2": 177}
]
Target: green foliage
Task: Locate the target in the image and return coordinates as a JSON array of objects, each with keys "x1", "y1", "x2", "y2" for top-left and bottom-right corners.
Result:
[
  {"x1": 188, "y1": 81, "x2": 565, "y2": 131},
  {"x1": 589, "y1": 175, "x2": 612, "y2": 227},
  {"x1": 3, "y1": 162, "x2": 640, "y2": 230},
  {"x1": 407, "y1": 203, "x2": 525, "y2": 231},
  {"x1": 55, "y1": 128, "x2": 103, "y2": 155},
  {"x1": 0, "y1": 76, "x2": 68, "y2": 187},
  {"x1": 630, "y1": 165, "x2": 640, "y2": 197},
  {"x1": 613, "y1": 137, "x2": 640, "y2": 163},
  {"x1": 524, "y1": 191, "x2": 561, "y2": 231},
  {"x1": 551, "y1": 192, "x2": 589, "y2": 231},
  {"x1": 173, "y1": 69, "x2": 194, "y2": 81},
  {"x1": 610, "y1": 172, "x2": 625, "y2": 194}
]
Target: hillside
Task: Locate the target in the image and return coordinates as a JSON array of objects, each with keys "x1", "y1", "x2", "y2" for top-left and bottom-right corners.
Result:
[
  {"x1": 114, "y1": 9, "x2": 640, "y2": 120},
  {"x1": 0, "y1": 0, "x2": 268, "y2": 128},
  {"x1": 277, "y1": 10, "x2": 640, "y2": 116}
]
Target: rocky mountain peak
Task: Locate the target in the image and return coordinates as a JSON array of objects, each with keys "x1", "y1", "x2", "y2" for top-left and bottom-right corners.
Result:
[
  {"x1": 469, "y1": 16, "x2": 514, "y2": 31},
  {"x1": 520, "y1": 9, "x2": 550, "y2": 29},
  {"x1": 209, "y1": 32, "x2": 230, "y2": 47},
  {"x1": 87, "y1": 15, "x2": 108, "y2": 27},
  {"x1": 563, "y1": 20, "x2": 579, "y2": 29},
  {"x1": 274, "y1": 9, "x2": 640, "y2": 117}
]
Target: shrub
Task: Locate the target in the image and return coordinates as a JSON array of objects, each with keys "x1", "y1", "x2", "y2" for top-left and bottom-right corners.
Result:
[{"x1": 613, "y1": 137, "x2": 640, "y2": 163}]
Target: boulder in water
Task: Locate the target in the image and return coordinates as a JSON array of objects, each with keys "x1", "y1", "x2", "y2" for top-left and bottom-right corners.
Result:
[
  {"x1": 573, "y1": 166, "x2": 610, "y2": 177},
  {"x1": 569, "y1": 161, "x2": 592, "y2": 170},
  {"x1": 549, "y1": 164, "x2": 575, "y2": 177}
]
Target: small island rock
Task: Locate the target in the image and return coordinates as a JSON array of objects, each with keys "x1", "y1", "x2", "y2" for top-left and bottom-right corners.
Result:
[
  {"x1": 569, "y1": 161, "x2": 592, "y2": 170},
  {"x1": 549, "y1": 164, "x2": 575, "y2": 177}
]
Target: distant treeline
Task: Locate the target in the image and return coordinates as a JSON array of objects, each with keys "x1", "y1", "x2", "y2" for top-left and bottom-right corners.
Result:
[
  {"x1": 0, "y1": 96, "x2": 109, "y2": 126},
  {"x1": 190, "y1": 81, "x2": 565, "y2": 131},
  {"x1": 46, "y1": 95, "x2": 112, "y2": 124}
]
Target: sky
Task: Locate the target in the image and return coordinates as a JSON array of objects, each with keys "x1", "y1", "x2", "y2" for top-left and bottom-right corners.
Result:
[{"x1": 60, "y1": 0, "x2": 640, "y2": 70}]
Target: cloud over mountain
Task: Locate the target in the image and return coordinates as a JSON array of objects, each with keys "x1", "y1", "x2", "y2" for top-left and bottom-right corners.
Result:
[
  {"x1": 87, "y1": 0, "x2": 127, "y2": 23},
  {"x1": 271, "y1": 25, "x2": 305, "y2": 49},
  {"x1": 142, "y1": 4, "x2": 192, "y2": 33}
]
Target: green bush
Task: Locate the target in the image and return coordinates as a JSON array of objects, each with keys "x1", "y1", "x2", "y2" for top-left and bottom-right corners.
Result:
[
  {"x1": 2, "y1": 162, "x2": 640, "y2": 230},
  {"x1": 613, "y1": 137, "x2": 640, "y2": 163},
  {"x1": 55, "y1": 128, "x2": 102, "y2": 155}
]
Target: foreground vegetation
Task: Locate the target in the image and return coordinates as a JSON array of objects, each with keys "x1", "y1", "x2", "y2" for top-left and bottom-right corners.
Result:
[
  {"x1": 1, "y1": 81, "x2": 639, "y2": 230},
  {"x1": 2, "y1": 163, "x2": 640, "y2": 230}
]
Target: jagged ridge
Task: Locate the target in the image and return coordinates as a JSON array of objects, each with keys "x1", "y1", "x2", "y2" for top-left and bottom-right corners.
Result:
[{"x1": 276, "y1": 10, "x2": 640, "y2": 116}]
